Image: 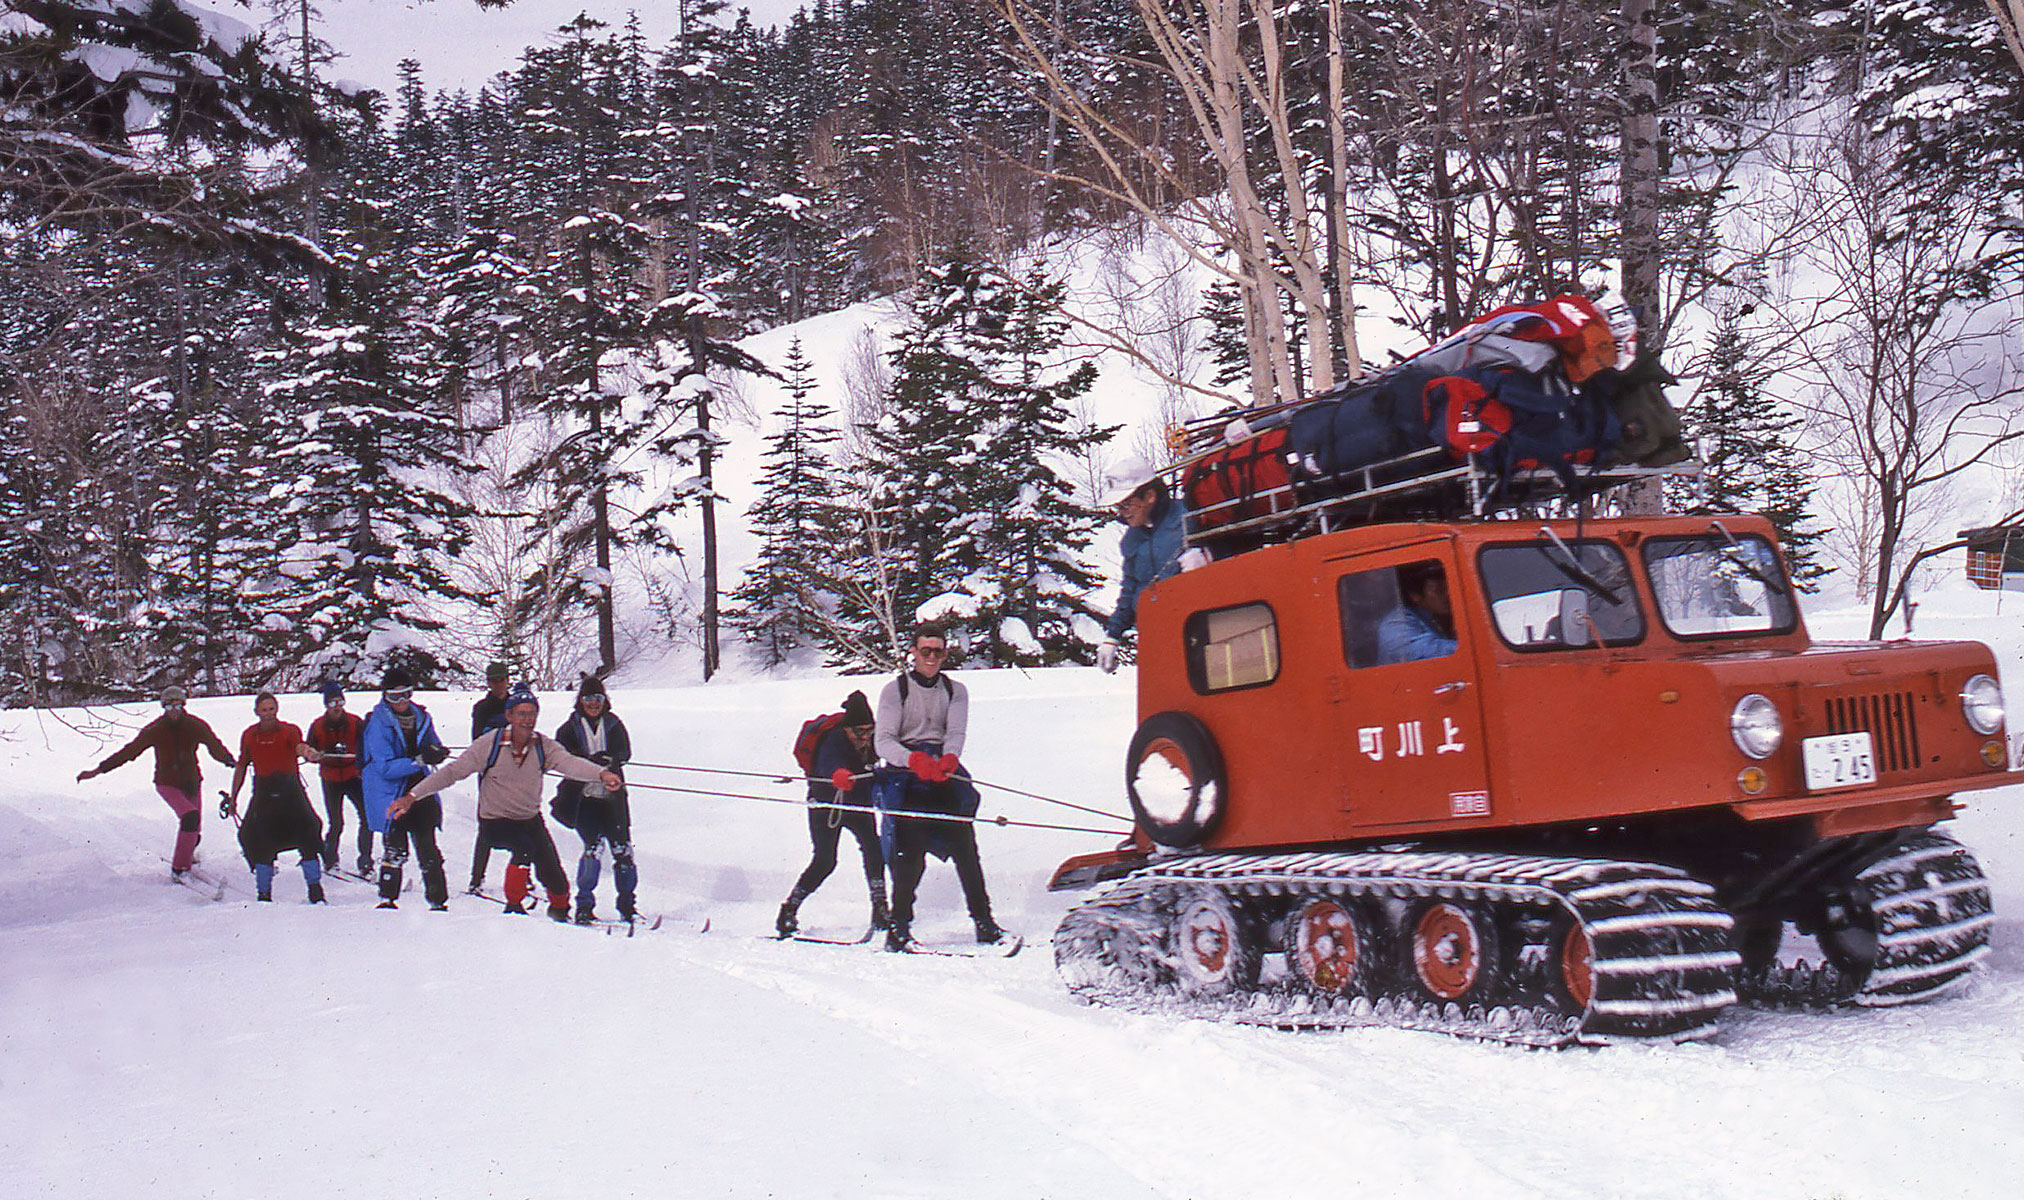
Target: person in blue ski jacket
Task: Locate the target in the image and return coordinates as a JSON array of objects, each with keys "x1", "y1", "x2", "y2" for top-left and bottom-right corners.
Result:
[
  {"x1": 359, "y1": 667, "x2": 451, "y2": 909},
  {"x1": 1376, "y1": 562, "x2": 1459, "y2": 664},
  {"x1": 1097, "y1": 457, "x2": 1186, "y2": 672}
]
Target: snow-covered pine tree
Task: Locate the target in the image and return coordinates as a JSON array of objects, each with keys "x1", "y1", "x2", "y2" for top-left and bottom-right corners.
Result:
[
  {"x1": 1675, "y1": 300, "x2": 1831, "y2": 590},
  {"x1": 510, "y1": 15, "x2": 653, "y2": 673},
  {"x1": 262, "y1": 104, "x2": 475, "y2": 686},
  {"x1": 965, "y1": 264, "x2": 1114, "y2": 665},
  {"x1": 726, "y1": 338, "x2": 852, "y2": 668},
  {"x1": 862, "y1": 256, "x2": 1112, "y2": 666}
]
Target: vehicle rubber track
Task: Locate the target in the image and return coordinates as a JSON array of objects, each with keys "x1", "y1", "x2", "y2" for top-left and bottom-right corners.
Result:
[
  {"x1": 1737, "y1": 828, "x2": 1993, "y2": 1009},
  {"x1": 1054, "y1": 849, "x2": 1741, "y2": 1048}
]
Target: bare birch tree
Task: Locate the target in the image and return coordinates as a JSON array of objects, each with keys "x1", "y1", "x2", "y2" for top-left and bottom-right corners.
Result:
[{"x1": 987, "y1": 0, "x2": 1360, "y2": 407}]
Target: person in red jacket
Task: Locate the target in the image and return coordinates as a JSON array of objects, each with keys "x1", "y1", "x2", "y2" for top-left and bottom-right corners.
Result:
[
  {"x1": 224, "y1": 691, "x2": 326, "y2": 903},
  {"x1": 76, "y1": 685, "x2": 236, "y2": 877},
  {"x1": 306, "y1": 682, "x2": 370, "y2": 875}
]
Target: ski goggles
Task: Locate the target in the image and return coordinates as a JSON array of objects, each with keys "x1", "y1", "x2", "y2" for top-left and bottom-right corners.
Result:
[{"x1": 384, "y1": 688, "x2": 413, "y2": 702}]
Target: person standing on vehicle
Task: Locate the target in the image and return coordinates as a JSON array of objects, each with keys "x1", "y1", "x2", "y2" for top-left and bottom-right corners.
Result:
[
  {"x1": 1096, "y1": 458, "x2": 1186, "y2": 673},
  {"x1": 776, "y1": 689, "x2": 888, "y2": 938},
  {"x1": 875, "y1": 625, "x2": 1003, "y2": 951},
  {"x1": 223, "y1": 691, "x2": 327, "y2": 903},
  {"x1": 392, "y1": 683, "x2": 620, "y2": 922},
  {"x1": 552, "y1": 676, "x2": 638, "y2": 924},
  {"x1": 307, "y1": 682, "x2": 370, "y2": 875},
  {"x1": 361, "y1": 668, "x2": 452, "y2": 910},
  {"x1": 75, "y1": 685, "x2": 236, "y2": 878},
  {"x1": 466, "y1": 661, "x2": 512, "y2": 893}
]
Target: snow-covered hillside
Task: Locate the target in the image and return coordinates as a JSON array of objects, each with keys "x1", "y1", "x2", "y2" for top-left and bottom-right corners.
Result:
[{"x1": 5, "y1": 587, "x2": 2024, "y2": 1199}]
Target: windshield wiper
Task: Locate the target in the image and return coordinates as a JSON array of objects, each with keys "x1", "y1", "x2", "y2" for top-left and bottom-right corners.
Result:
[
  {"x1": 1537, "y1": 526, "x2": 1622, "y2": 605},
  {"x1": 1707, "y1": 521, "x2": 1790, "y2": 596}
]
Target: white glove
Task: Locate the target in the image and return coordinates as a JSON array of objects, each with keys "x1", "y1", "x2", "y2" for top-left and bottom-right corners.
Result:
[{"x1": 1096, "y1": 640, "x2": 1119, "y2": 674}]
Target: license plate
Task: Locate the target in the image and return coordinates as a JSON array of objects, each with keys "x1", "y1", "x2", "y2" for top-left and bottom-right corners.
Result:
[{"x1": 1803, "y1": 732, "x2": 1877, "y2": 791}]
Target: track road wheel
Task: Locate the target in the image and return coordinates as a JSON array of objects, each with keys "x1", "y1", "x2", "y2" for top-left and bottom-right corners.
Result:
[
  {"x1": 1813, "y1": 888, "x2": 1879, "y2": 980},
  {"x1": 1285, "y1": 896, "x2": 1372, "y2": 998},
  {"x1": 1409, "y1": 901, "x2": 1497, "y2": 1005},
  {"x1": 1126, "y1": 713, "x2": 1225, "y2": 848},
  {"x1": 1171, "y1": 890, "x2": 1256, "y2": 995},
  {"x1": 1555, "y1": 921, "x2": 1595, "y2": 1014}
]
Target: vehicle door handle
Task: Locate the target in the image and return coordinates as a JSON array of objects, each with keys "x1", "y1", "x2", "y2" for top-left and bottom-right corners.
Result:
[{"x1": 1433, "y1": 681, "x2": 1469, "y2": 695}]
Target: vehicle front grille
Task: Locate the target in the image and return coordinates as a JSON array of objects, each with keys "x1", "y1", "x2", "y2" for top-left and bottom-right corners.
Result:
[{"x1": 1822, "y1": 691, "x2": 1923, "y2": 773}]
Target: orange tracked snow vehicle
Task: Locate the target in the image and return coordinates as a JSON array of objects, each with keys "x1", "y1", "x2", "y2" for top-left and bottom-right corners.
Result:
[{"x1": 1052, "y1": 500, "x2": 2015, "y2": 1045}]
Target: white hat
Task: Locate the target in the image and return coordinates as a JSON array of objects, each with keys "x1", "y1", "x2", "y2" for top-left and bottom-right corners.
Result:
[{"x1": 1099, "y1": 456, "x2": 1161, "y2": 507}]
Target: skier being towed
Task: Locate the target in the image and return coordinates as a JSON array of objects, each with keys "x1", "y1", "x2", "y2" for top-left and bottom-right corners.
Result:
[
  {"x1": 876, "y1": 624, "x2": 1004, "y2": 951},
  {"x1": 389, "y1": 683, "x2": 621, "y2": 922},
  {"x1": 222, "y1": 690, "x2": 328, "y2": 903}
]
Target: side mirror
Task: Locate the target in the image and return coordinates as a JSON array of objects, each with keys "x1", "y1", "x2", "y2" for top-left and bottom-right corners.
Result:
[{"x1": 1557, "y1": 589, "x2": 1592, "y2": 646}]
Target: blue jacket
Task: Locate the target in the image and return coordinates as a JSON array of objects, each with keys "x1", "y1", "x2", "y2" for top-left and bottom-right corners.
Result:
[
  {"x1": 1105, "y1": 495, "x2": 1187, "y2": 639},
  {"x1": 1376, "y1": 605, "x2": 1458, "y2": 664},
  {"x1": 360, "y1": 700, "x2": 446, "y2": 833}
]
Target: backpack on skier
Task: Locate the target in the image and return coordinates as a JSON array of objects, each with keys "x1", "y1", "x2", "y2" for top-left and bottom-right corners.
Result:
[{"x1": 793, "y1": 712, "x2": 848, "y2": 780}]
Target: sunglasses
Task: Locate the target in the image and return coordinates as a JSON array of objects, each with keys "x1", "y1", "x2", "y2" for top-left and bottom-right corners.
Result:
[
  {"x1": 162, "y1": 701, "x2": 185, "y2": 711},
  {"x1": 916, "y1": 645, "x2": 948, "y2": 658},
  {"x1": 385, "y1": 689, "x2": 413, "y2": 702},
  {"x1": 580, "y1": 694, "x2": 606, "y2": 704}
]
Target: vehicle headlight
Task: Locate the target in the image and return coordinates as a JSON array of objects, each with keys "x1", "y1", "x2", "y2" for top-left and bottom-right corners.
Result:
[
  {"x1": 1961, "y1": 674, "x2": 2005, "y2": 735},
  {"x1": 1730, "y1": 693, "x2": 1783, "y2": 759}
]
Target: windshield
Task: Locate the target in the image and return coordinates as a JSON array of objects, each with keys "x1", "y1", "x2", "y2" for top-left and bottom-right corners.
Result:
[
  {"x1": 1642, "y1": 534, "x2": 1798, "y2": 638},
  {"x1": 1478, "y1": 541, "x2": 1644, "y2": 650}
]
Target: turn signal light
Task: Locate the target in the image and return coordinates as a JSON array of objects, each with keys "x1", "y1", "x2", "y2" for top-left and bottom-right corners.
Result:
[
  {"x1": 1981, "y1": 740, "x2": 2007, "y2": 768},
  {"x1": 1737, "y1": 766, "x2": 1768, "y2": 795}
]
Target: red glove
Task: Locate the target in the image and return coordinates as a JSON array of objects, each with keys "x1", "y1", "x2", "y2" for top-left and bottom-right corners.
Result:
[
  {"x1": 830, "y1": 767, "x2": 856, "y2": 793},
  {"x1": 937, "y1": 754, "x2": 960, "y2": 780},
  {"x1": 908, "y1": 750, "x2": 937, "y2": 780}
]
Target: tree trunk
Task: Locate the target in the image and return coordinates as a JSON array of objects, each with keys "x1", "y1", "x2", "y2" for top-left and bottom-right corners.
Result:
[{"x1": 1619, "y1": 0, "x2": 1664, "y2": 515}]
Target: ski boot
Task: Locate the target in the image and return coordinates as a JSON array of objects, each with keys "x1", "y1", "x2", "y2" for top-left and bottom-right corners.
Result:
[
  {"x1": 775, "y1": 898, "x2": 801, "y2": 938},
  {"x1": 884, "y1": 922, "x2": 915, "y2": 953},
  {"x1": 574, "y1": 905, "x2": 597, "y2": 926},
  {"x1": 870, "y1": 891, "x2": 891, "y2": 934},
  {"x1": 546, "y1": 891, "x2": 571, "y2": 923},
  {"x1": 307, "y1": 881, "x2": 326, "y2": 904},
  {"x1": 974, "y1": 917, "x2": 1005, "y2": 945}
]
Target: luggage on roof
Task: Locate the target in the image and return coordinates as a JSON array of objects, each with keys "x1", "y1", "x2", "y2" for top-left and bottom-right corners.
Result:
[{"x1": 1174, "y1": 294, "x2": 1695, "y2": 553}]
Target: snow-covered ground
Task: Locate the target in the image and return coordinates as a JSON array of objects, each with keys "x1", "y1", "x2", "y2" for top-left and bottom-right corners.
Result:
[{"x1": 6, "y1": 591, "x2": 2024, "y2": 1199}]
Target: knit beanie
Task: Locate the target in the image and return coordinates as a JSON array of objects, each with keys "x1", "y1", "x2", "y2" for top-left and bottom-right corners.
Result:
[{"x1": 840, "y1": 689, "x2": 874, "y2": 728}]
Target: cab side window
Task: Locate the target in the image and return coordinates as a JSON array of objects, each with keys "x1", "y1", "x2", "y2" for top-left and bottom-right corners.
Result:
[
  {"x1": 1339, "y1": 560, "x2": 1458, "y2": 669},
  {"x1": 1184, "y1": 603, "x2": 1280, "y2": 693}
]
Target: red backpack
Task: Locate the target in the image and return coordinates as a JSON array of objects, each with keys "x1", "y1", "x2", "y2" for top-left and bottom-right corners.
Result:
[{"x1": 792, "y1": 712, "x2": 847, "y2": 777}]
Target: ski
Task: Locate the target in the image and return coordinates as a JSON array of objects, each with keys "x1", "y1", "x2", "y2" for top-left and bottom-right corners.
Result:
[
  {"x1": 467, "y1": 888, "x2": 669, "y2": 933},
  {"x1": 902, "y1": 934, "x2": 1024, "y2": 958},
  {"x1": 777, "y1": 928, "x2": 876, "y2": 946},
  {"x1": 172, "y1": 866, "x2": 227, "y2": 902}
]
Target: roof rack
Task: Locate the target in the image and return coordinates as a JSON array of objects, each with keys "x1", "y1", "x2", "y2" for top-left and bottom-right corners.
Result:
[{"x1": 1176, "y1": 443, "x2": 1702, "y2": 553}]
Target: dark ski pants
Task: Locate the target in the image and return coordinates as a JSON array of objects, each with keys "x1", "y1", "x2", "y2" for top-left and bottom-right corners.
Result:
[
  {"x1": 319, "y1": 777, "x2": 369, "y2": 870},
  {"x1": 238, "y1": 775, "x2": 322, "y2": 867},
  {"x1": 469, "y1": 825, "x2": 494, "y2": 892},
  {"x1": 380, "y1": 798, "x2": 448, "y2": 908},
  {"x1": 480, "y1": 816, "x2": 568, "y2": 904},
  {"x1": 573, "y1": 797, "x2": 638, "y2": 916},
  {"x1": 792, "y1": 805, "x2": 884, "y2": 899},
  {"x1": 156, "y1": 785, "x2": 202, "y2": 873},
  {"x1": 888, "y1": 810, "x2": 992, "y2": 934}
]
